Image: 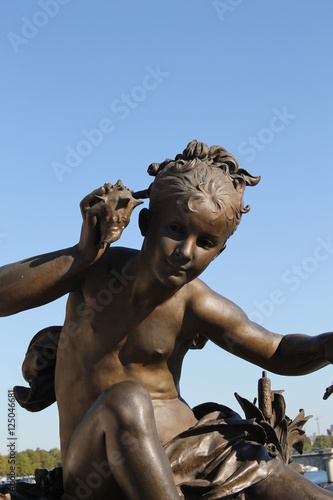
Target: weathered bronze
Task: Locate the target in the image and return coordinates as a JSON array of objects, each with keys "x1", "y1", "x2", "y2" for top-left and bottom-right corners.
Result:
[
  {"x1": 324, "y1": 383, "x2": 333, "y2": 400},
  {"x1": 0, "y1": 140, "x2": 332, "y2": 499},
  {"x1": 88, "y1": 180, "x2": 143, "y2": 249}
]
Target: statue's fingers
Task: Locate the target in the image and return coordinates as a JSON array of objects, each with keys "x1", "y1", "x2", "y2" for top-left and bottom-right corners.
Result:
[
  {"x1": 85, "y1": 208, "x2": 98, "y2": 228},
  {"x1": 323, "y1": 384, "x2": 333, "y2": 400},
  {"x1": 103, "y1": 182, "x2": 113, "y2": 193},
  {"x1": 80, "y1": 185, "x2": 107, "y2": 217},
  {"x1": 87, "y1": 202, "x2": 106, "y2": 224}
]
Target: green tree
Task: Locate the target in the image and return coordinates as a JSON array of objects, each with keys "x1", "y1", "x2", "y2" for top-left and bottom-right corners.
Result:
[
  {"x1": 0, "y1": 448, "x2": 62, "y2": 480},
  {"x1": 16, "y1": 452, "x2": 31, "y2": 476},
  {"x1": 303, "y1": 435, "x2": 313, "y2": 452},
  {"x1": 0, "y1": 454, "x2": 8, "y2": 476},
  {"x1": 314, "y1": 435, "x2": 333, "y2": 449},
  {"x1": 38, "y1": 449, "x2": 57, "y2": 470},
  {"x1": 49, "y1": 448, "x2": 62, "y2": 467},
  {"x1": 21, "y1": 449, "x2": 40, "y2": 474}
]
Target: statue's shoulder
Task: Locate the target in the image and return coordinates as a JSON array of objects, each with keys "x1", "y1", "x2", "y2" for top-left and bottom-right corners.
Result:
[
  {"x1": 88, "y1": 246, "x2": 139, "y2": 269},
  {"x1": 185, "y1": 278, "x2": 229, "y2": 314},
  {"x1": 187, "y1": 277, "x2": 214, "y2": 297},
  {"x1": 104, "y1": 245, "x2": 139, "y2": 266},
  {"x1": 81, "y1": 246, "x2": 139, "y2": 288}
]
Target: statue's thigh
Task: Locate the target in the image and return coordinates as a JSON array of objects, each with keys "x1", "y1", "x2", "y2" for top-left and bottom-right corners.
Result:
[{"x1": 63, "y1": 399, "x2": 125, "y2": 500}]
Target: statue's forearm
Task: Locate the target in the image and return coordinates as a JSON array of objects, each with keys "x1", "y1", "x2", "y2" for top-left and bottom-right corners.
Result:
[
  {"x1": 0, "y1": 244, "x2": 88, "y2": 316},
  {"x1": 271, "y1": 332, "x2": 332, "y2": 375}
]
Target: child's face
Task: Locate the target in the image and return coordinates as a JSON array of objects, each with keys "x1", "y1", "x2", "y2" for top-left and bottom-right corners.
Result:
[{"x1": 144, "y1": 195, "x2": 231, "y2": 288}]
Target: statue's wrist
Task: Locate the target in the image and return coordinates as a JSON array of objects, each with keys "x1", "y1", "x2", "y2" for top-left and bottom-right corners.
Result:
[
  {"x1": 72, "y1": 243, "x2": 97, "y2": 267},
  {"x1": 323, "y1": 332, "x2": 333, "y2": 363}
]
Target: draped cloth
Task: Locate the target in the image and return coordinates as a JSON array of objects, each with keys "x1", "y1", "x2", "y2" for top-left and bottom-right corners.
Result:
[
  {"x1": 14, "y1": 326, "x2": 61, "y2": 412},
  {"x1": 165, "y1": 403, "x2": 273, "y2": 499}
]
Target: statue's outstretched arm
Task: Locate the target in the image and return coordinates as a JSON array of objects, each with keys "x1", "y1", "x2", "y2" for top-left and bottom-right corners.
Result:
[
  {"x1": 269, "y1": 331, "x2": 332, "y2": 375},
  {"x1": 189, "y1": 279, "x2": 332, "y2": 376}
]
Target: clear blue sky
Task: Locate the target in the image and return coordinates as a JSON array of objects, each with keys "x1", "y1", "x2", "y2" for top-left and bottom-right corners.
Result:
[{"x1": 1, "y1": 0, "x2": 332, "y2": 454}]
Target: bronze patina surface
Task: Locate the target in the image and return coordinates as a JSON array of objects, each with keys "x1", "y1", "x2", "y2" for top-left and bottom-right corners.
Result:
[{"x1": 1, "y1": 140, "x2": 332, "y2": 499}]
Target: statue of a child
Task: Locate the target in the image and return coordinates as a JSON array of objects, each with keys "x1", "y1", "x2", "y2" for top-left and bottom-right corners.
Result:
[{"x1": 0, "y1": 140, "x2": 332, "y2": 499}]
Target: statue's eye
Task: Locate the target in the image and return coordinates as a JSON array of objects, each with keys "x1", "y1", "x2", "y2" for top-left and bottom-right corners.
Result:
[
  {"x1": 170, "y1": 223, "x2": 182, "y2": 233},
  {"x1": 198, "y1": 237, "x2": 214, "y2": 249}
]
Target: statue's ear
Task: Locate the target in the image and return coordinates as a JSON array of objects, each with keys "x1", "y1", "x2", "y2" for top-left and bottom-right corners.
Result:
[{"x1": 139, "y1": 208, "x2": 152, "y2": 237}]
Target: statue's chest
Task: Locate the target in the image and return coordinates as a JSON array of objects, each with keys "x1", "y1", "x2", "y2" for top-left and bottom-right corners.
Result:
[
  {"x1": 84, "y1": 288, "x2": 182, "y2": 364},
  {"x1": 121, "y1": 316, "x2": 177, "y2": 364}
]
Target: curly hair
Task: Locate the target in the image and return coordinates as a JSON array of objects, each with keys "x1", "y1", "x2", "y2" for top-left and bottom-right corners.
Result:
[{"x1": 144, "y1": 139, "x2": 260, "y2": 238}]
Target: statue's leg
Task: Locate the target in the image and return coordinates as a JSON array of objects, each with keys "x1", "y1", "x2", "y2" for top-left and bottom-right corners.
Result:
[
  {"x1": 248, "y1": 460, "x2": 333, "y2": 499},
  {"x1": 63, "y1": 381, "x2": 180, "y2": 500}
]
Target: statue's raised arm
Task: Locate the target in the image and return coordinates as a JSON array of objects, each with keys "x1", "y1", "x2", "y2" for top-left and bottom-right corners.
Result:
[{"x1": 0, "y1": 181, "x2": 143, "y2": 317}]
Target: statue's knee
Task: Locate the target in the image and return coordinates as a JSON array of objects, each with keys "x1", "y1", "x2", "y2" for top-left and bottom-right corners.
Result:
[
  {"x1": 103, "y1": 381, "x2": 151, "y2": 405},
  {"x1": 102, "y1": 381, "x2": 153, "y2": 430}
]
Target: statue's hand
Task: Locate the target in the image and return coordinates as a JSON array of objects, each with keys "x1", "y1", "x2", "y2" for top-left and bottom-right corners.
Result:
[
  {"x1": 323, "y1": 383, "x2": 333, "y2": 400},
  {"x1": 78, "y1": 184, "x2": 109, "y2": 263},
  {"x1": 91, "y1": 180, "x2": 143, "y2": 248},
  {"x1": 78, "y1": 181, "x2": 143, "y2": 262},
  {"x1": 322, "y1": 334, "x2": 333, "y2": 400},
  {"x1": 325, "y1": 333, "x2": 333, "y2": 364}
]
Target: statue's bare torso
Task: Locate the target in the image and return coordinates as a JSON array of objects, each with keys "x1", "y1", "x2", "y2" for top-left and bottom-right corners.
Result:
[
  {"x1": 1, "y1": 172, "x2": 332, "y2": 498},
  {"x1": 55, "y1": 247, "x2": 198, "y2": 465}
]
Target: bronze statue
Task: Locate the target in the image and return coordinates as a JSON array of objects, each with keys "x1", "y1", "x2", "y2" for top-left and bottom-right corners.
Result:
[{"x1": 0, "y1": 140, "x2": 332, "y2": 499}]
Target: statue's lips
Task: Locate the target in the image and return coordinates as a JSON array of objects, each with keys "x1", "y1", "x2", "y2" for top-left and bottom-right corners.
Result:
[
  {"x1": 165, "y1": 259, "x2": 188, "y2": 275},
  {"x1": 108, "y1": 226, "x2": 124, "y2": 232}
]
